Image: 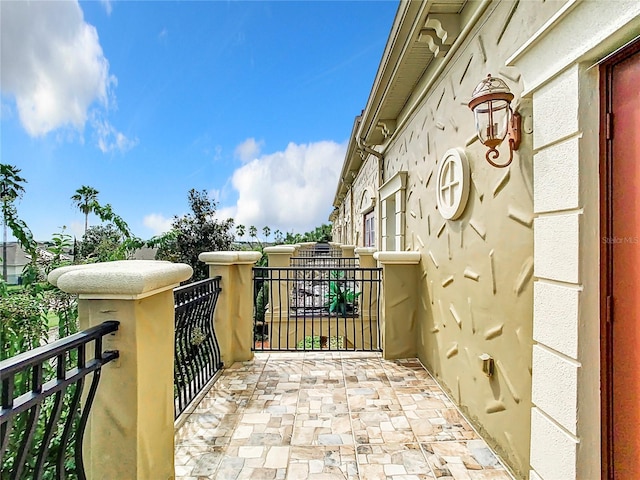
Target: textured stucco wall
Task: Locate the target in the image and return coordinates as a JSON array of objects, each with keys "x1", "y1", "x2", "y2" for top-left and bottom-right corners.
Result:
[
  {"x1": 375, "y1": 2, "x2": 567, "y2": 477},
  {"x1": 507, "y1": 1, "x2": 640, "y2": 478},
  {"x1": 350, "y1": 156, "x2": 379, "y2": 247}
]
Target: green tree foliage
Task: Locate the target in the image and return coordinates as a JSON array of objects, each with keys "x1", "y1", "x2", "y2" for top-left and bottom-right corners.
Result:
[
  {"x1": 155, "y1": 189, "x2": 234, "y2": 281},
  {"x1": 1, "y1": 227, "x2": 85, "y2": 478},
  {"x1": 281, "y1": 223, "x2": 333, "y2": 244},
  {"x1": 71, "y1": 185, "x2": 99, "y2": 234},
  {"x1": 0, "y1": 165, "x2": 37, "y2": 282},
  {"x1": 77, "y1": 202, "x2": 145, "y2": 261},
  {"x1": 79, "y1": 224, "x2": 123, "y2": 262}
]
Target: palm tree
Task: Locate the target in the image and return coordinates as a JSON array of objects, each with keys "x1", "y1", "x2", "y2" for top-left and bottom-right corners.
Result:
[
  {"x1": 71, "y1": 185, "x2": 99, "y2": 234},
  {"x1": 0, "y1": 165, "x2": 27, "y2": 281}
]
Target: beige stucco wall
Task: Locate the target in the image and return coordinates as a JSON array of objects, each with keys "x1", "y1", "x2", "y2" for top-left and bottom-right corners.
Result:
[
  {"x1": 333, "y1": 1, "x2": 640, "y2": 478},
  {"x1": 507, "y1": 1, "x2": 640, "y2": 479},
  {"x1": 350, "y1": 155, "x2": 379, "y2": 247},
  {"x1": 376, "y1": 3, "x2": 573, "y2": 477},
  {"x1": 333, "y1": 2, "x2": 568, "y2": 478}
]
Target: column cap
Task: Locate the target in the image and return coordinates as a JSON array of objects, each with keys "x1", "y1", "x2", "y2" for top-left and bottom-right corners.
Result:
[
  {"x1": 355, "y1": 247, "x2": 377, "y2": 255},
  {"x1": 374, "y1": 251, "x2": 421, "y2": 265},
  {"x1": 49, "y1": 260, "x2": 193, "y2": 299},
  {"x1": 199, "y1": 251, "x2": 262, "y2": 265},
  {"x1": 264, "y1": 246, "x2": 296, "y2": 254}
]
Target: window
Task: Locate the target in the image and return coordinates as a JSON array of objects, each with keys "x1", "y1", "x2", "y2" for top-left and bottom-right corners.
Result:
[
  {"x1": 364, "y1": 210, "x2": 375, "y2": 247},
  {"x1": 379, "y1": 171, "x2": 407, "y2": 251}
]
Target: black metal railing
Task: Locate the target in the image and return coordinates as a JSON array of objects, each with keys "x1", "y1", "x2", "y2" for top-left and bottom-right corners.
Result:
[
  {"x1": 253, "y1": 266, "x2": 381, "y2": 352},
  {"x1": 174, "y1": 277, "x2": 223, "y2": 418},
  {"x1": 296, "y1": 243, "x2": 342, "y2": 257},
  {"x1": 290, "y1": 257, "x2": 358, "y2": 268},
  {"x1": 0, "y1": 321, "x2": 119, "y2": 479}
]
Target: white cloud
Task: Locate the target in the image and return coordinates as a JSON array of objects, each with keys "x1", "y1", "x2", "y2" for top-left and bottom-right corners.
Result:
[
  {"x1": 143, "y1": 214, "x2": 174, "y2": 235},
  {"x1": 101, "y1": 0, "x2": 113, "y2": 16},
  {"x1": 69, "y1": 221, "x2": 85, "y2": 239},
  {"x1": 223, "y1": 140, "x2": 346, "y2": 234},
  {"x1": 92, "y1": 113, "x2": 138, "y2": 153},
  {"x1": 0, "y1": 0, "x2": 134, "y2": 153},
  {"x1": 234, "y1": 138, "x2": 263, "y2": 163}
]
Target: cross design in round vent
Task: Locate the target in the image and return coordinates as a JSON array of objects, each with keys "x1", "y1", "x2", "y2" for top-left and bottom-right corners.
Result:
[{"x1": 436, "y1": 148, "x2": 470, "y2": 220}]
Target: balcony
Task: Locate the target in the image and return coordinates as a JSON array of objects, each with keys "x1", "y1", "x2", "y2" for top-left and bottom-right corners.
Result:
[
  {"x1": 1, "y1": 245, "x2": 515, "y2": 479},
  {"x1": 175, "y1": 352, "x2": 514, "y2": 479}
]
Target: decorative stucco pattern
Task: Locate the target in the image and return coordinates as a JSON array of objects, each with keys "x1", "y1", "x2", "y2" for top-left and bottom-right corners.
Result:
[
  {"x1": 351, "y1": 156, "x2": 379, "y2": 247},
  {"x1": 332, "y1": 1, "x2": 577, "y2": 478},
  {"x1": 373, "y1": 2, "x2": 550, "y2": 475}
]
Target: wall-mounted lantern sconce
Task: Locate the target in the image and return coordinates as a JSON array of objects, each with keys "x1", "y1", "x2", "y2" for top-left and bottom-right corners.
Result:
[{"x1": 468, "y1": 74, "x2": 521, "y2": 168}]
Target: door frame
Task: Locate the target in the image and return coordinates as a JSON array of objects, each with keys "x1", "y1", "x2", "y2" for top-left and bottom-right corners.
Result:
[{"x1": 599, "y1": 36, "x2": 640, "y2": 480}]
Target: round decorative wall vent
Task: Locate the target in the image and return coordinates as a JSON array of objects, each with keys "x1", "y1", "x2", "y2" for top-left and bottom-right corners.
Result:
[{"x1": 436, "y1": 148, "x2": 470, "y2": 220}]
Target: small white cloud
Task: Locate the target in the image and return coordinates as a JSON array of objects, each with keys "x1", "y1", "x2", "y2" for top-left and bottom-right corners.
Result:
[
  {"x1": 69, "y1": 221, "x2": 85, "y2": 239},
  {"x1": 223, "y1": 140, "x2": 346, "y2": 234},
  {"x1": 214, "y1": 206, "x2": 237, "y2": 224},
  {"x1": 92, "y1": 113, "x2": 138, "y2": 153},
  {"x1": 213, "y1": 145, "x2": 223, "y2": 162},
  {"x1": 234, "y1": 138, "x2": 263, "y2": 163},
  {"x1": 143, "y1": 214, "x2": 174, "y2": 235},
  {"x1": 158, "y1": 28, "x2": 168, "y2": 41},
  {"x1": 0, "y1": 1, "x2": 113, "y2": 136},
  {"x1": 101, "y1": 0, "x2": 113, "y2": 16}
]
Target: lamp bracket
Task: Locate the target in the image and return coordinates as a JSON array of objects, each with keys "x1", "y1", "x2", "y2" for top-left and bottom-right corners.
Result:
[{"x1": 485, "y1": 111, "x2": 521, "y2": 168}]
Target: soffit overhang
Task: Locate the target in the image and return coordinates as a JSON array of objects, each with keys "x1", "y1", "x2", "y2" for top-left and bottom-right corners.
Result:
[
  {"x1": 333, "y1": 0, "x2": 484, "y2": 209},
  {"x1": 333, "y1": 114, "x2": 363, "y2": 208},
  {"x1": 361, "y1": 0, "x2": 471, "y2": 146}
]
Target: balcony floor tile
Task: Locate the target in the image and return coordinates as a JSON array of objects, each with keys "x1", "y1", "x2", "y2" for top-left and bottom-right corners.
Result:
[{"x1": 175, "y1": 352, "x2": 514, "y2": 479}]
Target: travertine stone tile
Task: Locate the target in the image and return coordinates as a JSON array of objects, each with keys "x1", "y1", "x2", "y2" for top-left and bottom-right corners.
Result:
[
  {"x1": 176, "y1": 413, "x2": 240, "y2": 446},
  {"x1": 408, "y1": 409, "x2": 478, "y2": 442},
  {"x1": 175, "y1": 353, "x2": 514, "y2": 480},
  {"x1": 288, "y1": 446, "x2": 358, "y2": 480},
  {"x1": 292, "y1": 413, "x2": 354, "y2": 446},
  {"x1": 422, "y1": 441, "x2": 512, "y2": 479},
  {"x1": 351, "y1": 411, "x2": 416, "y2": 444},
  {"x1": 357, "y1": 443, "x2": 435, "y2": 479}
]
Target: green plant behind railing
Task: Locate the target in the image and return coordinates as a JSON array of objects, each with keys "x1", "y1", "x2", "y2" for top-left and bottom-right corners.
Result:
[
  {"x1": 325, "y1": 271, "x2": 360, "y2": 315},
  {"x1": 1, "y1": 249, "x2": 81, "y2": 477}
]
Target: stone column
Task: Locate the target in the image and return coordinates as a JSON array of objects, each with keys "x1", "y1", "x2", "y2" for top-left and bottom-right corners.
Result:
[
  {"x1": 49, "y1": 260, "x2": 193, "y2": 480},
  {"x1": 199, "y1": 251, "x2": 262, "y2": 366},
  {"x1": 329, "y1": 241, "x2": 342, "y2": 256},
  {"x1": 374, "y1": 251, "x2": 420, "y2": 359},
  {"x1": 297, "y1": 241, "x2": 316, "y2": 256},
  {"x1": 264, "y1": 246, "x2": 295, "y2": 316},
  {"x1": 340, "y1": 244, "x2": 356, "y2": 258},
  {"x1": 355, "y1": 247, "x2": 379, "y2": 350}
]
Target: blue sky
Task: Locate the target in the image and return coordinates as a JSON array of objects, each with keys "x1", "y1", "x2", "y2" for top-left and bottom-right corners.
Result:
[{"x1": 0, "y1": 0, "x2": 398, "y2": 241}]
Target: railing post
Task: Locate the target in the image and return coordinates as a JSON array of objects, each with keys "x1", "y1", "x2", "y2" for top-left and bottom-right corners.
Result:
[
  {"x1": 48, "y1": 260, "x2": 193, "y2": 480},
  {"x1": 298, "y1": 241, "x2": 315, "y2": 257},
  {"x1": 374, "y1": 252, "x2": 421, "y2": 359},
  {"x1": 199, "y1": 251, "x2": 262, "y2": 366},
  {"x1": 340, "y1": 245, "x2": 356, "y2": 282},
  {"x1": 329, "y1": 242, "x2": 342, "y2": 255},
  {"x1": 340, "y1": 244, "x2": 355, "y2": 259},
  {"x1": 355, "y1": 247, "x2": 379, "y2": 349},
  {"x1": 264, "y1": 246, "x2": 295, "y2": 315}
]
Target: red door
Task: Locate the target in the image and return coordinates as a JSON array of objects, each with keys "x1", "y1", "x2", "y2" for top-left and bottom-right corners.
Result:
[{"x1": 609, "y1": 43, "x2": 640, "y2": 479}]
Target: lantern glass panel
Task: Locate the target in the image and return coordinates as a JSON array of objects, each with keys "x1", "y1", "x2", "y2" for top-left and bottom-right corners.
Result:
[{"x1": 474, "y1": 99, "x2": 510, "y2": 148}]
